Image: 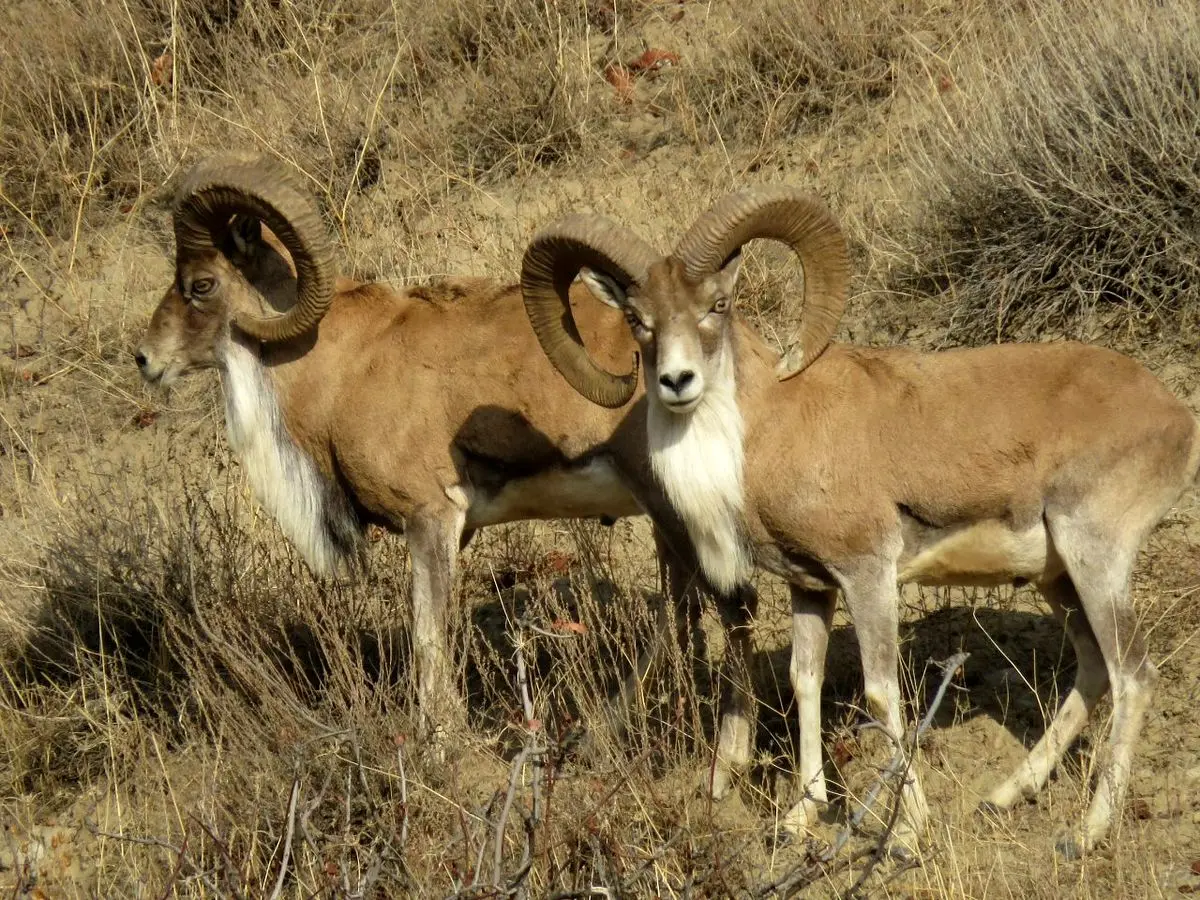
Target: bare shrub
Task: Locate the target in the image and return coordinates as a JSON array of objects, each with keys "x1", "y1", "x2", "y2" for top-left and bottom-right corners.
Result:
[
  {"x1": 0, "y1": 0, "x2": 384, "y2": 240},
  {"x1": 0, "y1": 0, "x2": 156, "y2": 242},
  {"x1": 888, "y1": 0, "x2": 1200, "y2": 347}
]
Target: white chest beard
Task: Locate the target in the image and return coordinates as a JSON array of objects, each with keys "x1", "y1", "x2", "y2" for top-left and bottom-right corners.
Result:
[
  {"x1": 647, "y1": 352, "x2": 752, "y2": 595},
  {"x1": 219, "y1": 339, "x2": 357, "y2": 577}
]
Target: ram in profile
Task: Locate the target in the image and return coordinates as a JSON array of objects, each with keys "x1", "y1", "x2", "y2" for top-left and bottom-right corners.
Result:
[
  {"x1": 134, "y1": 154, "x2": 743, "y2": 736},
  {"x1": 521, "y1": 186, "x2": 1200, "y2": 857}
]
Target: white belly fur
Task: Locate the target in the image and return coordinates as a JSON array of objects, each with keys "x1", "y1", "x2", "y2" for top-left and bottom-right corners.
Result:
[
  {"x1": 464, "y1": 458, "x2": 642, "y2": 529},
  {"x1": 898, "y1": 519, "x2": 1063, "y2": 587}
]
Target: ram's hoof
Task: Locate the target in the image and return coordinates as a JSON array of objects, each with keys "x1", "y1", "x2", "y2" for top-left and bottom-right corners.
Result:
[
  {"x1": 702, "y1": 765, "x2": 739, "y2": 802},
  {"x1": 767, "y1": 827, "x2": 797, "y2": 851},
  {"x1": 888, "y1": 843, "x2": 919, "y2": 865},
  {"x1": 1056, "y1": 836, "x2": 1084, "y2": 860}
]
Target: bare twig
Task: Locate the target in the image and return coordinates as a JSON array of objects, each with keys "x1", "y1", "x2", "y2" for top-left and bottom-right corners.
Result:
[
  {"x1": 822, "y1": 652, "x2": 968, "y2": 865},
  {"x1": 494, "y1": 747, "x2": 532, "y2": 886},
  {"x1": 444, "y1": 617, "x2": 552, "y2": 899},
  {"x1": 450, "y1": 761, "x2": 476, "y2": 884},
  {"x1": 846, "y1": 746, "x2": 912, "y2": 898},
  {"x1": 507, "y1": 810, "x2": 536, "y2": 898},
  {"x1": 89, "y1": 825, "x2": 182, "y2": 852},
  {"x1": 190, "y1": 814, "x2": 247, "y2": 900},
  {"x1": 473, "y1": 794, "x2": 503, "y2": 888},
  {"x1": 356, "y1": 832, "x2": 389, "y2": 898},
  {"x1": 299, "y1": 766, "x2": 334, "y2": 861},
  {"x1": 611, "y1": 829, "x2": 684, "y2": 893},
  {"x1": 349, "y1": 732, "x2": 377, "y2": 812},
  {"x1": 90, "y1": 824, "x2": 228, "y2": 898},
  {"x1": 757, "y1": 845, "x2": 875, "y2": 898},
  {"x1": 267, "y1": 773, "x2": 301, "y2": 900},
  {"x1": 396, "y1": 737, "x2": 411, "y2": 851},
  {"x1": 156, "y1": 829, "x2": 191, "y2": 900},
  {"x1": 682, "y1": 833, "x2": 761, "y2": 896},
  {"x1": 341, "y1": 761, "x2": 354, "y2": 895},
  {"x1": 486, "y1": 616, "x2": 546, "y2": 894},
  {"x1": 514, "y1": 618, "x2": 544, "y2": 824},
  {"x1": 540, "y1": 737, "x2": 661, "y2": 864}
]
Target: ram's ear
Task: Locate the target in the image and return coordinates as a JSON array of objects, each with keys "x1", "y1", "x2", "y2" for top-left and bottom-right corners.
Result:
[
  {"x1": 713, "y1": 251, "x2": 742, "y2": 297},
  {"x1": 228, "y1": 214, "x2": 265, "y2": 258},
  {"x1": 578, "y1": 266, "x2": 629, "y2": 309}
]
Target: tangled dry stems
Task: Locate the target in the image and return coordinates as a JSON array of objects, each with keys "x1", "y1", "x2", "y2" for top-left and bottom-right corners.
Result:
[{"x1": 0, "y1": 466, "x2": 1001, "y2": 896}]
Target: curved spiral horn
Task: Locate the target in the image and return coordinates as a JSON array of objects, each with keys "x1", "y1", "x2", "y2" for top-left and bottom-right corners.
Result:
[
  {"x1": 674, "y1": 186, "x2": 850, "y2": 379},
  {"x1": 175, "y1": 155, "x2": 335, "y2": 343},
  {"x1": 521, "y1": 215, "x2": 660, "y2": 407}
]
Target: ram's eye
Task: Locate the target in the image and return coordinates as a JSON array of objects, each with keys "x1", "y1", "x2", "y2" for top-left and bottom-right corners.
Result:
[
  {"x1": 624, "y1": 311, "x2": 644, "y2": 329},
  {"x1": 711, "y1": 297, "x2": 730, "y2": 314},
  {"x1": 191, "y1": 277, "x2": 216, "y2": 297}
]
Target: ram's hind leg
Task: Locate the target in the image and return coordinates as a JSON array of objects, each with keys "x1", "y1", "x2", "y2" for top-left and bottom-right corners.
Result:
[
  {"x1": 981, "y1": 573, "x2": 1109, "y2": 813},
  {"x1": 1046, "y1": 517, "x2": 1158, "y2": 858}
]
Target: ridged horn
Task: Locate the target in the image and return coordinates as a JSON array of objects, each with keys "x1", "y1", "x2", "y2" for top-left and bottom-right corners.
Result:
[
  {"x1": 175, "y1": 154, "x2": 335, "y2": 343},
  {"x1": 521, "y1": 214, "x2": 659, "y2": 408},
  {"x1": 674, "y1": 186, "x2": 850, "y2": 379}
]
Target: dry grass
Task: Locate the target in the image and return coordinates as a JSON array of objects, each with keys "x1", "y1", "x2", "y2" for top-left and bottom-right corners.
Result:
[
  {"x1": 2, "y1": 0, "x2": 1200, "y2": 896},
  {"x1": 884, "y1": 0, "x2": 1200, "y2": 348},
  {"x1": 5, "y1": 476, "x2": 1193, "y2": 896},
  {"x1": 670, "y1": 0, "x2": 963, "y2": 147},
  {"x1": 0, "y1": 468, "x2": 773, "y2": 896}
]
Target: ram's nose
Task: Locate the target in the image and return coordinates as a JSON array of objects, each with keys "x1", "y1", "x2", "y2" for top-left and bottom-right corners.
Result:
[
  {"x1": 656, "y1": 366, "x2": 703, "y2": 411},
  {"x1": 659, "y1": 369, "x2": 695, "y2": 394}
]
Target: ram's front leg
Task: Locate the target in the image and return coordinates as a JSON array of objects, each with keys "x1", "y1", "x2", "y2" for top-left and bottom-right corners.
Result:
[
  {"x1": 827, "y1": 558, "x2": 928, "y2": 858},
  {"x1": 780, "y1": 586, "x2": 837, "y2": 834},
  {"x1": 599, "y1": 525, "x2": 705, "y2": 745},
  {"x1": 407, "y1": 510, "x2": 468, "y2": 742},
  {"x1": 708, "y1": 584, "x2": 760, "y2": 801}
]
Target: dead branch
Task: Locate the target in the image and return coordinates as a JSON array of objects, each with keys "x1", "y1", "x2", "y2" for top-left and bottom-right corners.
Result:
[
  {"x1": 89, "y1": 824, "x2": 228, "y2": 898},
  {"x1": 823, "y1": 652, "x2": 969, "y2": 865},
  {"x1": 267, "y1": 773, "x2": 301, "y2": 900},
  {"x1": 156, "y1": 829, "x2": 191, "y2": 900},
  {"x1": 299, "y1": 766, "x2": 334, "y2": 861},
  {"x1": 189, "y1": 814, "x2": 247, "y2": 899},
  {"x1": 494, "y1": 746, "x2": 532, "y2": 886},
  {"x1": 503, "y1": 809, "x2": 537, "y2": 900},
  {"x1": 514, "y1": 616, "x2": 544, "y2": 824},
  {"x1": 396, "y1": 737, "x2": 410, "y2": 852}
]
